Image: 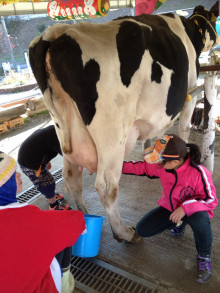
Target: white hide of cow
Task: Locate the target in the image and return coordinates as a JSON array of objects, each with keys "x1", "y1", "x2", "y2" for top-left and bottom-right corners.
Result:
[{"x1": 29, "y1": 2, "x2": 220, "y2": 242}]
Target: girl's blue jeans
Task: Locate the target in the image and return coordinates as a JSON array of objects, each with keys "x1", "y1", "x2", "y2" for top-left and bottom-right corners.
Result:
[{"x1": 136, "y1": 206, "x2": 213, "y2": 257}]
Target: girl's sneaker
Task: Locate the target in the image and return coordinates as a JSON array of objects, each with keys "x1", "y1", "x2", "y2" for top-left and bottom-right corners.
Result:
[
  {"x1": 55, "y1": 193, "x2": 65, "y2": 203},
  {"x1": 170, "y1": 221, "x2": 187, "y2": 237},
  {"x1": 197, "y1": 254, "x2": 211, "y2": 283}
]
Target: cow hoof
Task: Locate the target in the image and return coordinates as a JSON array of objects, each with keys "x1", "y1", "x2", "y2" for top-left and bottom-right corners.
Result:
[
  {"x1": 113, "y1": 231, "x2": 124, "y2": 243},
  {"x1": 125, "y1": 226, "x2": 142, "y2": 243},
  {"x1": 76, "y1": 204, "x2": 89, "y2": 214},
  {"x1": 112, "y1": 226, "x2": 142, "y2": 243},
  {"x1": 128, "y1": 232, "x2": 142, "y2": 243}
]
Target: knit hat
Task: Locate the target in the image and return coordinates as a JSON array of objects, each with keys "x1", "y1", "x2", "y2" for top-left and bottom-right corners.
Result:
[
  {"x1": 0, "y1": 152, "x2": 17, "y2": 187},
  {"x1": 0, "y1": 152, "x2": 17, "y2": 206}
]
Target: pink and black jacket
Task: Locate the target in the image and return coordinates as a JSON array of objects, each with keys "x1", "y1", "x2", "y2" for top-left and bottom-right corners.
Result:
[{"x1": 122, "y1": 157, "x2": 218, "y2": 218}]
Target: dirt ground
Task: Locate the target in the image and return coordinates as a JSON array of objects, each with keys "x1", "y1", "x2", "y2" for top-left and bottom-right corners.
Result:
[{"x1": 1, "y1": 113, "x2": 220, "y2": 293}]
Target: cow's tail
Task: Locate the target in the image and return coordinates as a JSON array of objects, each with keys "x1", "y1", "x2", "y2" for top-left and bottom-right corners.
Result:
[{"x1": 29, "y1": 36, "x2": 51, "y2": 94}]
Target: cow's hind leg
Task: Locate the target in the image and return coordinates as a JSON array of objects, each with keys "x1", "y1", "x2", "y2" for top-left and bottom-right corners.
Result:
[
  {"x1": 62, "y1": 156, "x2": 89, "y2": 214},
  {"x1": 95, "y1": 170, "x2": 141, "y2": 243}
]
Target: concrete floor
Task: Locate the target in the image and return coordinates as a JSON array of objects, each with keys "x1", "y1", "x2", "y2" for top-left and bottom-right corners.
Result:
[{"x1": 1, "y1": 114, "x2": 220, "y2": 293}]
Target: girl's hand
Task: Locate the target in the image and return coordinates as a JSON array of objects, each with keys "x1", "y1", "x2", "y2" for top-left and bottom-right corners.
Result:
[{"x1": 170, "y1": 207, "x2": 185, "y2": 224}]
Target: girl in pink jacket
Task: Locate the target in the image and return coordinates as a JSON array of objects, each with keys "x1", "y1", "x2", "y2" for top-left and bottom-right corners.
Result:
[{"x1": 122, "y1": 134, "x2": 218, "y2": 284}]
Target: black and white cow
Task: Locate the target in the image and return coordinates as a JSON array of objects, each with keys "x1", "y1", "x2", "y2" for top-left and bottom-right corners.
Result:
[{"x1": 29, "y1": 2, "x2": 219, "y2": 242}]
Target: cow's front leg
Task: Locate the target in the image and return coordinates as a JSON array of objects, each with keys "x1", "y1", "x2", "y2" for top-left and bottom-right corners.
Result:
[
  {"x1": 95, "y1": 174, "x2": 141, "y2": 243},
  {"x1": 62, "y1": 156, "x2": 89, "y2": 214}
]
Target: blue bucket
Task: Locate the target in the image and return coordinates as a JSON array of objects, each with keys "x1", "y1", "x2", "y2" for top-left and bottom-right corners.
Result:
[{"x1": 72, "y1": 214, "x2": 105, "y2": 257}]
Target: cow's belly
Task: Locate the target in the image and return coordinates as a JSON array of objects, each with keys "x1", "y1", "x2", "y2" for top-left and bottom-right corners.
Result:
[
  {"x1": 136, "y1": 109, "x2": 178, "y2": 139},
  {"x1": 124, "y1": 115, "x2": 176, "y2": 157},
  {"x1": 135, "y1": 117, "x2": 173, "y2": 139}
]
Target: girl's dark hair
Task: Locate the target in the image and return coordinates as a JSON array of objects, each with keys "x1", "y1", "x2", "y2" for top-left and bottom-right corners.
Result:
[
  {"x1": 163, "y1": 134, "x2": 201, "y2": 165},
  {"x1": 186, "y1": 143, "x2": 201, "y2": 165}
]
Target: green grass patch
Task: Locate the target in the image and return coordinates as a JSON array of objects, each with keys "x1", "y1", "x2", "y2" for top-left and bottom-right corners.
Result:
[
  {"x1": 31, "y1": 110, "x2": 49, "y2": 118},
  {"x1": 23, "y1": 117, "x2": 31, "y2": 123}
]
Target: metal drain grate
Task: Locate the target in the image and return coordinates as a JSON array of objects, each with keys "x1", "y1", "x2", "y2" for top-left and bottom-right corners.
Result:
[
  {"x1": 17, "y1": 168, "x2": 63, "y2": 203},
  {"x1": 71, "y1": 256, "x2": 158, "y2": 293}
]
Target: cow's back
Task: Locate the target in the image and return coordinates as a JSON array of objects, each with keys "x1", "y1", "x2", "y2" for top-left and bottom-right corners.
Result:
[{"x1": 41, "y1": 15, "x2": 191, "y2": 123}]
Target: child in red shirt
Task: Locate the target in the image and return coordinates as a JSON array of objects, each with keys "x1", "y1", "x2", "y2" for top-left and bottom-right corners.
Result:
[{"x1": 0, "y1": 151, "x2": 86, "y2": 293}]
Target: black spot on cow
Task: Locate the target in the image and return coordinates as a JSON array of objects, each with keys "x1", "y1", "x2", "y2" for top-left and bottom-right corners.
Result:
[
  {"x1": 151, "y1": 61, "x2": 163, "y2": 83},
  {"x1": 48, "y1": 34, "x2": 100, "y2": 125},
  {"x1": 117, "y1": 15, "x2": 189, "y2": 119},
  {"x1": 209, "y1": 139, "x2": 215, "y2": 154},
  {"x1": 48, "y1": 86, "x2": 53, "y2": 102},
  {"x1": 55, "y1": 123, "x2": 60, "y2": 129},
  {"x1": 29, "y1": 38, "x2": 51, "y2": 93},
  {"x1": 116, "y1": 21, "x2": 145, "y2": 87},
  {"x1": 140, "y1": 15, "x2": 189, "y2": 119},
  {"x1": 163, "y1": 13, "x2": 175, "y2": 18}
]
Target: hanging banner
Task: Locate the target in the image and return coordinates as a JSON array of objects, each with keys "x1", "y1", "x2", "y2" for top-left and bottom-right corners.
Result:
[
  {"x1": 135, "y1": 0, "x2": 167, "y2": 16},
  {"x1": 47, "y1": 0, "x2": 110, "y2": 21},
  {"x1": 0, "y1": 0, "x2": 44, "y2": 5}
]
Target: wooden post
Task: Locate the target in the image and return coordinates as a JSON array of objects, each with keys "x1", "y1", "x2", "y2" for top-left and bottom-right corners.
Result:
[
  {"x1": 26, "y1": 96, "x2": 48, "y2": 116},
  {"x1": 202, "y1": 75, "x2": 218, "y2": 173},
  {"x1": 27, "y1": 96, "x2": 46, "y2": 111},
  {"x1": 0, "y1": 104, "x2": 26, "y2": 124}
]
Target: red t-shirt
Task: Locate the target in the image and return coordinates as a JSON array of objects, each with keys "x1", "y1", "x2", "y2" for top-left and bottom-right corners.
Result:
[{"x1": 0, "y1": 203, "x2": 85, "y2": 293}]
